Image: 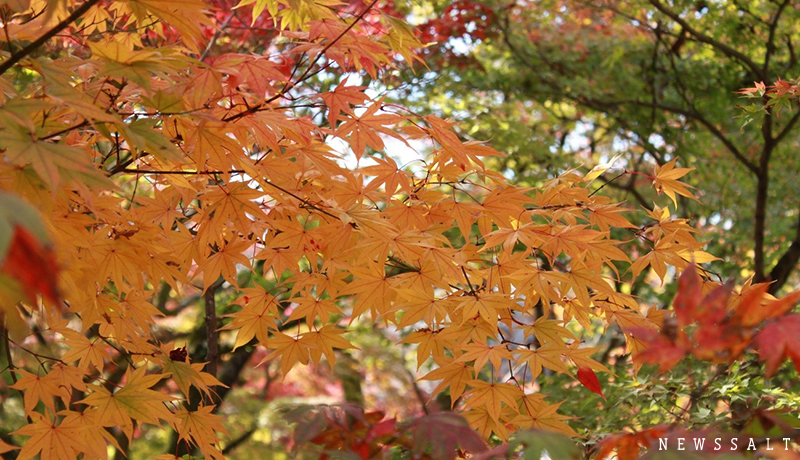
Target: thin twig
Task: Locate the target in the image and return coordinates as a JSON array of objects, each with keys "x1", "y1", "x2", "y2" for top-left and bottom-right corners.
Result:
[
  {"x1": 222, "y1": 0, "x2": 380, "y2": 122},
  {"x1": 199, "y1": 12, "x2": 236, "y2": 61},
  {"x1": 0, "y1": 0, "x2": 102, "y2": 76},
  {"x1": 589, "y1": 170, "x2": 627, "y2": 197}
]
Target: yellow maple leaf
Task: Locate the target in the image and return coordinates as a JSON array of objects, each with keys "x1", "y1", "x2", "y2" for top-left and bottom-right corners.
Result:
[
  {"x1": 419, "y1": 359, "x2": 474, "y2": 407},
  {"x1": 464, "y1": 380, "x2": 522, "y2": 423},
  {"x1": 302, "y1": 325, "x2": 355, "y2": 368},
  {"x1": 174, "y1": 405, "x2": 228, "y2": 459},
  {"x1": 455, "y1": 343, "x2": 513, "y2": 373},
  {"x1": 12, "y1": 412, "x2": 81, "y2": 460},
  {"x1": 260, "y1": 332, "x2": 313, "y2": 376},
  {"x1": 652, "y1": 159, "x2": 698, "y2": 207},
  {"x1": 162, "y1": 359, "x2": 227, "y2": 399},
  {"x1": 221, "y1": 287, "x2": 280, "y2": 349},
  {"x1": 513, "y1": 344, "x2": 570, "y2": 381},
  {"x1": 80, "y1": 367, "x2": 175, "y2": 437}
]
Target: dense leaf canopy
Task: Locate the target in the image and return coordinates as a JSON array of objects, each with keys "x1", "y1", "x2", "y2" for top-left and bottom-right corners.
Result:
[{"x1": 0, "y1": 0, "x2": 799, "y2": 459}]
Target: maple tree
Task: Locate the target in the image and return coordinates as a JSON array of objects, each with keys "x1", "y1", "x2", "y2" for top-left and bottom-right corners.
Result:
[
  {"x1": 1, "y1": 0, "x2": 800, "y2": 459},
  {"x1": 398, "y1": 0, "x2": 800, "y2": 295}
]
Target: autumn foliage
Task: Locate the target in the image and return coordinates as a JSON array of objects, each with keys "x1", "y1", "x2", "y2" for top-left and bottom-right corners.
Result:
[{"x1": 1, "y1": 0, "x2": 800, "y2": 459}]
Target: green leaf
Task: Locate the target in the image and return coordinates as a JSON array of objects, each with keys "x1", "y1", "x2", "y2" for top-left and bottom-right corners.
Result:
[{"x1": 509, "y1": 430, "x2": 581, "y2": 460}]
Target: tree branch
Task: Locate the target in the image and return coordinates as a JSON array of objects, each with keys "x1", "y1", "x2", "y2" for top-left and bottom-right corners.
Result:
[
  {"x1": 199, "y1": 12, "x2": 236, "y2": 61},
  {"x1": 763, "y1": 0, "x2": 791, "y2": 75},
  {"x1": 222, "y1": 0, "x2": 379, "y2": 122},
  {"x1": 591, "y1": 97, "x2": 759, "y2": 174},
  {"x1": 767, "y1": 211, "x2": 800, "y2": 293},
  {"x1": 754, "y1": 112, "x2": 776, "y2": 282},
  {"x1": 0, "y1": 0, "x2": 102, "y2": 76},
  {"x1": 222, "y1": 428, "x2": 257, "y2": 455},
  {"x1": 649, "y1": 0, "x2": 763, "y2": 79},
  {"x1": 774, "y1": 108, "x2": 800, "y2": 145},
  {"x1": 203, "y1": 280, "x2": 222, "y2": 387}
]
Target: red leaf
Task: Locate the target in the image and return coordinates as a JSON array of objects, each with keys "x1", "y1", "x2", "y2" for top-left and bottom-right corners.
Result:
[
  {"x1": 754, "y1": 314, "x2": 800, "y2": 377},
  {"x1": 673, "y1": 264, "x2": 702, "y2": 328},
  {"x1": 406, "y1": 413, "x2": 487, "y2": 460},
  {"x1": 351, "y1": 441, "x2": 370, "y2": 459},
  {"x1": 365, "y1": 417, "x2": 396, "y2": 442},
  {"x1": 1, "y1": 225, "x2": 59, "y2": 306},
  {"x1": 576, "y1": 367, "x2": 606, "y2": 400},
  {"x1": 630, "y1": 327, "x2": 686, "y2": 373}
]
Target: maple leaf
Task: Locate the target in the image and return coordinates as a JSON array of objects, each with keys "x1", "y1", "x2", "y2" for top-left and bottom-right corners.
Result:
[
  {"x1": 731, "y1": 285, "x2": 800, "y2": 327},
  {"x1": 361, "y1": 155, "x2": 413, "y2": 198},
  {"x1": 673, "y1": 264, "x2": 703, "y2": 328},
  {"x1": 564, "y1": 343, "x2": 612, "y2": 373},
  {"x1": 755, "y1": 315, "x2": 800, "y2": 377},
  {"x1": 576, "y1": 367, "x2": 606, "y2": 400},
  {"x1": 174, "y1": 405, "x2": 228, "y2": 459},
  {"x1": 419, "y1": 359, "x2": 473, "y2": 406},
  {"x1": 11, "y1": 412, "x2": 81, "y2": 460},
  {"x1": 221, "y1": 287, "x2": 280, "y2": 349},
  {"x1": 286, "y1": 295, "x2": 340, "y2": 327},
  {"x1": 513, "y1": 343, "x2": 569, "y2": 381},
  {"x1": 517, "y1": 395, "x2": 578, "y2": 437},
  {"x1": 594, "y1": 427, "x2": 669, "y2": 460},
  {"x1": 80, "y1": 367, "x2": 175, "y2": 437},
  {"x1": 59, "y1": 329, "x2": 112, "y2": 370},
  {"x1": 456, "y1": 343, "x2": 514, "y2": 373},
  {"x1": 199, "y1": 237, "x2": 252, "y2": 289},
  {"x1": 0, "y1": 192, "x2": 60, "y2": 313},
  {"x1": 319, "y1": 78, "x2": 369, "y2": 126},
  {"x1": 402, "y1": 329, "x2": 447, "y2": 367},
  {"x1": 130, "y1": 0, "x2": 212, "y2": 52},
  {"x1": 405, "y1": 413, "x2": 488, "y2": 460},
  {"x1": 261, "y1": 332, "x2": 313, "y2": 375},
  {"x1": 11, "y1": 370, "x2": 67, "y2": 415},
  {"x1": 335, "y1": 101, "x2": 404, "y2": 159},
  {"x1": 342, "y1": 262, "x2": 397, "y2": 321},
  {"x1": 302, "y1": 325, "x2": 355, "y2": 368},
  {"x1": 652, "y1": 159, "x2": 698, "y2": 207},
  {"x1": 524, "y1": 317, "x2": 575, "y2": 347},
  {"x1": 0, "y1": 125, "x2": 104, "y2": 190},
  {"x1": 464, "y1": 380, "x2": 522, "y2": 422},
  {"x1": 463, "y1": 407, "x2": 510, "y2": 440},
  {"x1": 162, "y1": 359, "x2": 227, "y2": 398},
  {"x1": 457, "y1": 292, "x2": 511, "y2": 327}
]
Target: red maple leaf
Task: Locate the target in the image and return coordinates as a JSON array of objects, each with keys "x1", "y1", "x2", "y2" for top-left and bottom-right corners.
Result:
[
  {"x1": 754, "y1": 314, "x2": 800, "y2": 377},
  {"x1": 1, "y1": 225, "x2": 60, "y2": 306}
]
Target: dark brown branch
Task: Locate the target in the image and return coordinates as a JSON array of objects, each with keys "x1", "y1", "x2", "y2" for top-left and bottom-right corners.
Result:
[
  {"x1": 774, "y1": 108, "x2": 800, "y2": 145},
  {"x1": 203, "y1": 280, "x2": 222, "y2": 386},
  {"x1": 767, "y1": 211, "x2": 800, "y2": 293},
  {"x1": 120, "y1": 168, "x2": 245, "y2": 175},
  {"x1": 42, "y1": 119, "x2": 90, "y2": 140},
  {"x1": 589, "y1": 170, "x2": 627, "y2": 197},
  {"x1": 199, "y1": 12, "x2": 236, "y2": 61},
  {"x1": 754, "y1": 110, "x2": 776, "y2": 282},
  {"x1": 222, "y1": 428, "x2": 257, "y2": 455},
  {"x1": 0, "y1": 0, "x2": 102, "y2": 76},
  {"x1": 763, "y1": 0, "x2": 791, "y2": 75},
  {"x1": 649, "y1": 0, "x2": 763, "y2": 79},
  {"x1": 607, "y1": 179, "x2": 653, "y2": 211}
]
